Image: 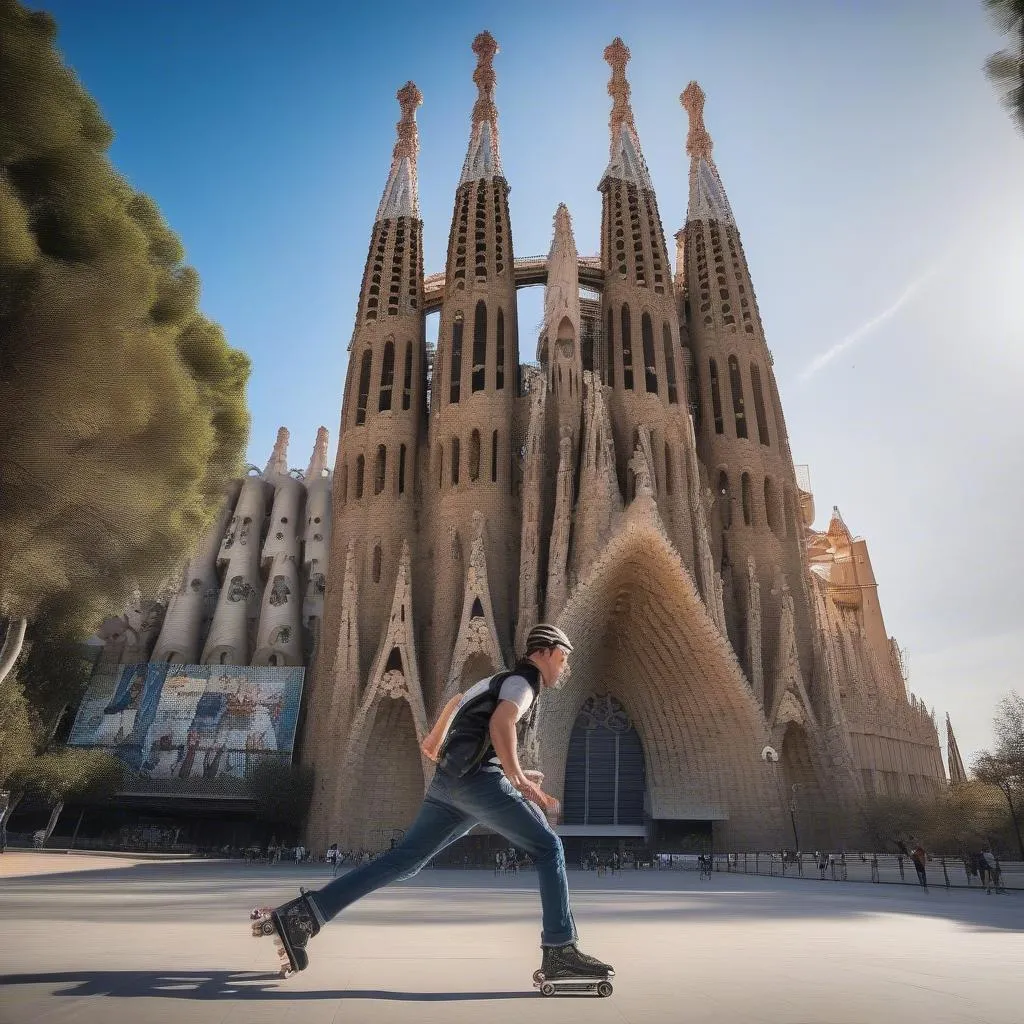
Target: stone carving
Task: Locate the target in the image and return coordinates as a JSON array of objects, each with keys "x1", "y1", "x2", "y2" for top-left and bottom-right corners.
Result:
[{"x1": 268, "y1": 575, "x2": 291, "y2": 606}]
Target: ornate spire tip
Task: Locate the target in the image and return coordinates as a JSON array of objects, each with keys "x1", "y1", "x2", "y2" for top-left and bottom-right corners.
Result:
[{"x1": 681, "y1": 81, "x2": 713, "y2": 160}]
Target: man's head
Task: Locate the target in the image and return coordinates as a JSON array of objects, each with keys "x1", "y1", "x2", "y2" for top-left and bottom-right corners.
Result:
[{"x1": 524, "y1": 623, "x2": 573, "y2": 688}]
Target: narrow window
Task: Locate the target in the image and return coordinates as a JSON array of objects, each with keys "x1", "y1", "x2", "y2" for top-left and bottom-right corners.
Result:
[
  {"x1": 641, "y1": 312, "x2": 657, "y2": 393},
  {"x1": 709, "y1": 358, "x2": 724, "y2": 434},
  {"x1": 663, "y1": 323, "x2": 678, "y2": 404},
  {"x1": 469, "y1": 429, "x2": 481, "y2": 481},
  {"x1": 605, "y1": 308, "x2": 615, "y2": 386},
  {"x1": 372, "y1": 543, "x2": 382, "y2": 583},
  {"x1": 718, "y1": 470, "x2": 731, "y2": 528},
  {"x1": 451, "y1": 436, "x2": 460, "y2": 485},
  {"x1": 355, "y1": 455, "x2": 365, "y2": 499},
  {"x1": 764, "y1": 477, "x2": 780, "y2": 535},
  {"x1": 436, "y1": 443, "x2": 443, "y2": 489},
  {"x1": 784, "y1": 485, "x2": 796, "y2": 539},
  {"x1": 472, "y1": 300, "x2": 487, "y2": 392},
  {"x1": 582, "y1": 319, "x2": 594, "y2": 372},
  {"x1": 449, "y1": 313, "x2": 463, "y2": 404},
  {"x1": 491, "y1": 429, "x2": 499, "y2": 483},
  {"x1": 378, "y1": 341, "x2": 394, "y2": 411},
  {"x1": 621, "y1": 304, "x2": 634, "y2": 390},
  {"x1": 402, "y1": 342, "x2": 412, "y2": 410},
  {"x1": 728, "y1": 355, "x2": 748, "y2": 439},
  {"x1": 750, "y1": 362, "x2": 770, "y2": 446},
  {"x1": 665, "y1": 442, "x2": 673, "y2": 495},
  {"x1": 398, "y1": 444, "x2": 407, "y2": 494},
  {"x1": 741, "y1": 472, "x2": 752, "y2": 526},
  {"x1": 496, "y1": 308, "x2": 505, "y2": 390},
  {"x1": 374, "y1": 445, "x2": 386, "y2": 495},
  {"x1": 356, "y1": 349, "x2": 372, "y2": 425},
  {"x1": 340, "y1": 464, "x2": 348, "y2": 506}
]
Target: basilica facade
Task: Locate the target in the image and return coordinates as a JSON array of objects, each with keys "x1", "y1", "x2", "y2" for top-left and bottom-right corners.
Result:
[{"x1": 95, "y1": 33, "x2": 948, "y2": 854}]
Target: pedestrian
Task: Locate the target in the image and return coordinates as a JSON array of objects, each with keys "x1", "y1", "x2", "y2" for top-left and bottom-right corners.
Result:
[
  {"x1": 981, "y1": 845, "x2": 1005, "y2": 894},
  {"x1": 252, "y1": 623, "x2": 613, "y2": 983},
  {"x1": 870, "y1": 852, "x2": 879, "y2": 883},
  {"x1": 816, "y1": 850, "x2": 827, "y2": 880},
  {"x1": 910, "y1": 843, "x2": 928, "y2": 891}
]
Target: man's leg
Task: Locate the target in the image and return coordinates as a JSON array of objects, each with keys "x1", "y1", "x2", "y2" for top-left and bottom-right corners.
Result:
[
  {"x1": 309, "y1": 783, "x2": 474, "y2": 923},
  {"x1": 448, "y1": 770, "x2": 576, "y2": 947}
]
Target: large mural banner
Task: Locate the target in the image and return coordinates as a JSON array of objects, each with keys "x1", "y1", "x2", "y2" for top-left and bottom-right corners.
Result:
[{"x1": 68, "y1": 663, "x2": 304, "y2": 782}]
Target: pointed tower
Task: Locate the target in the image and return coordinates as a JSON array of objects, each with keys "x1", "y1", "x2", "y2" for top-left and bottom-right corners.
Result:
[
  {"x1": 254, "y1": 427, "x2": 305, "y2": 666},
  {"x1": 597, "y1": 39, "x2": 695, "y2": 572},
  {"x1": 678, "y1": 81, "x2": 814, "y2": 710},
  {"x1": 946, "y1": 713, "x2": 968, "y2": 785},
  {"x1": 301, "y1": 426, "x2": 332, "y2": 665},
  {"x1": 538, "y1": 204, "x2": 583, "y2": 446},
  {"x1": 424, "y1": 32, "x2": 520, "y2": 708},
  {"x1": 309, "y1": 82, "x2": 428, "y2": 756}
]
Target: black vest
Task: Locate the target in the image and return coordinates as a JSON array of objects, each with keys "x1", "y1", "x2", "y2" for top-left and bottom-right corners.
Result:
[{"x1": 436, "y1": 660, "x2": 542, "y2": 778}]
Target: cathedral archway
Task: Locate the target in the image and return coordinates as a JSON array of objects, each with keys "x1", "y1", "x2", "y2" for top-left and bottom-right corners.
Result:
[
  {"x1": 779, "y1": 721, "x2": 832, "y2": 850},
  {"x1": 347, "y1": 697, "x2": 422, "y2": 851},
  {"x1": 563, "y1": 695, "x2": 645, "y2": 826},
  {"x1": 537, "y1": 506, "x2": 788, "y2": 851}
]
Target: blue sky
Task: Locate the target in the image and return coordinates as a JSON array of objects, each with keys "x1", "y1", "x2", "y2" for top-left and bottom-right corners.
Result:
[{"x1": 36, "y1": 0, "x2": 1024, "y2": 765}]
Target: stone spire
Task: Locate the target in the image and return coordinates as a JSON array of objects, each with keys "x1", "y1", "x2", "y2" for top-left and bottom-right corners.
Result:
[
  {"x1": 305, "y1": 425, "x2": 330, "y2": 480},
  {"x1": 602, "y1": 37, "x2": 652, "y2": 190},
  {"x1": 459, "y1": 31, "x2": 503, "y2": 184},
  {"x1": 376, "y1": 81, "x2": 423, "y2": 222},
  {"x1": 264, "y1": 426, "x2": 290, "y2": 478},
  {"x1": 681, "y1": 82, "x2": 734, "y2": 225},
  {"x1": 540, "y1": 204, "x2": 580, "y2": 359},
  {"x1": 946, "y1": 713, "x2": 968, "y2": 785}
]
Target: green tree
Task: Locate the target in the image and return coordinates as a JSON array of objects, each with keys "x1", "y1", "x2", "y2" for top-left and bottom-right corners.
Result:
[
  {"x1": 0, "y1": 0, "x2": 251, "y2": 675},
  {"x1": 972, "y1": 692, "x2": 1024, "y2": 857},
  {"x1": 983, "y1": 0, "x2": 1024, "y2": 132}
]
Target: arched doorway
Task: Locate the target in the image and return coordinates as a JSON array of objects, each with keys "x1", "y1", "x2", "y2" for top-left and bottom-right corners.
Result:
[
  {"x1": 564, "y1": 695, "x2": 645, "y2": 826},
  {"x1": 780, "y1": 722, "x2": 831, "y2": 850}
]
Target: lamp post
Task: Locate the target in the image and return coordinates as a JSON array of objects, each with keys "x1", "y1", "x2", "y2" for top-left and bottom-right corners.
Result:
[{"x1": 789, "y1": 783, "x2": 801, "y2": 852}]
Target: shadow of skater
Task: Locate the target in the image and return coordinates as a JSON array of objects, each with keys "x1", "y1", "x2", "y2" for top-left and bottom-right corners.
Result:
[{"x1": 0, "y1": 970, "x2": 534, "y2": 1002}]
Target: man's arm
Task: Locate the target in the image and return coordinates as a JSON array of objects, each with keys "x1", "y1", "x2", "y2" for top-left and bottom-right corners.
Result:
[
  {"x1": 420, "y1": 693, "x2": 462, "y2": 762},
  {"x1": 489, "y1": 701, "x2": 557, "y2": 813}
]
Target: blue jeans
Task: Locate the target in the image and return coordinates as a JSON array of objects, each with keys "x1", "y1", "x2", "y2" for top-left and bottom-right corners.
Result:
[{"x1": 308, "y1": 767, "x2": 578, "y2": 946}]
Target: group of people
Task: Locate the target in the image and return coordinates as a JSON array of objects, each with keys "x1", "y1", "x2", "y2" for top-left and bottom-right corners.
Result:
[
  {"x1": 966, "y1": 845, "x2": 1008, "y2": 894},
  {"x1": 494, "y1": 848, "x2": 522, "y2": 875}
]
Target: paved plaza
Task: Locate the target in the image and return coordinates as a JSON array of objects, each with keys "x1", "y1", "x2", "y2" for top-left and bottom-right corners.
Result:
[{"x1": 0, "y1": 853, "x2": 1021, "y2": 1024}]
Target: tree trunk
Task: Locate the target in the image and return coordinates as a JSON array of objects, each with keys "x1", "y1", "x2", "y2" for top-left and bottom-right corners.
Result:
[
  {"x1": 1005, "y1": 788, "x2": 1024, "y2": 860},
  {"x1": 0, "y1": 616, "x2": 28, "y2": 686},
  {"x1": 0, "y1": 789, "x2": 24, "y2": 831},
  {"x1": 70, "y1": 807, "x2": 85, "y2": 850},
  {"x1": 41, "y1": 799, "x2": 64, "y2": 846}
]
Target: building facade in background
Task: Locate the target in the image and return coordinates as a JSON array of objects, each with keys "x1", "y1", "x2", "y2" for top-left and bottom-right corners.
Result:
[{"x1": 80, "y1": 34, "x2": 946, "y2": 854}]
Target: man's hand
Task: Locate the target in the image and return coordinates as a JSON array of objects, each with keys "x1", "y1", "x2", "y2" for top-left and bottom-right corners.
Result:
[
  {"x1": 510, "y1": 773, "x2": 560, "y2": 818},
  {"x1": 420, "y1": 737, "x2": 441, "y2": 762}
]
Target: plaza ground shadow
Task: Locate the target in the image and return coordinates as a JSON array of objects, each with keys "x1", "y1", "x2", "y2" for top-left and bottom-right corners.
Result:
[{"x1": 0, "y1": 970, "x2": 534, "y2": 1002}]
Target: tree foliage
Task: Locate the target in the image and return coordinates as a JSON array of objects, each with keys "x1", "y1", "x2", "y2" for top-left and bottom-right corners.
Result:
[
  {"x1": 983, "y1": 0, "x2": 1024, "y2": 133},
  {"x1": 972, "y1": 692, "x2": 1024, "y2": 857},
  {"x1": 0, "y1": 0, "x2": 250, "y2": 644}
]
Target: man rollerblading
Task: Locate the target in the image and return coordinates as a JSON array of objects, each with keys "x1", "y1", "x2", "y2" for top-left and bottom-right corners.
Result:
[{"x1": 250, "y1": 624, "x2": 615, "y2": 992}]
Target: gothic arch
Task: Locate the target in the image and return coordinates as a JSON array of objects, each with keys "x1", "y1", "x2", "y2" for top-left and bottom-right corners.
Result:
[{"x1": 538, "y1": 511, "x2": 786, "y2": 849}]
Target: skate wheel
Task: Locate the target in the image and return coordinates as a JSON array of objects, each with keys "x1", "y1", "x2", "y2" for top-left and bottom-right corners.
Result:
[
  {"x1": 280, "y1": 966, "x2": 293, "y2": 979},
  {"x1": 540, "y1": 982, "x2": 555, "y2": 997},
  {"x1": 259, "y1": 920, "x2": 275, "y2": 936},
  {"x1": 597, "y1": 981, "x2": 613, "y2": 998},
  {"x1": 532, "y1": 969, "x2": 545, "y2": 985}
]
